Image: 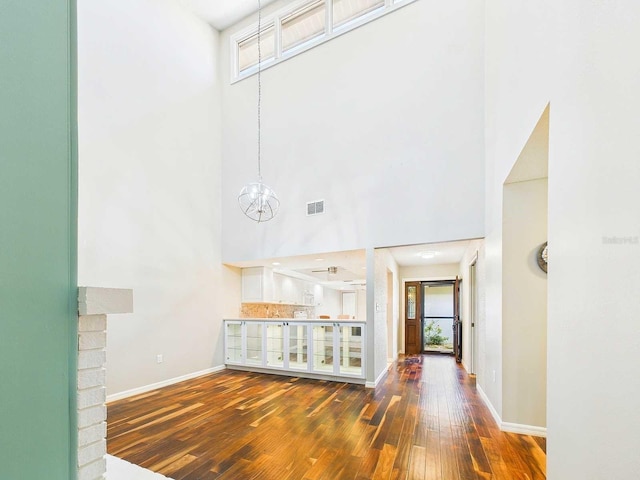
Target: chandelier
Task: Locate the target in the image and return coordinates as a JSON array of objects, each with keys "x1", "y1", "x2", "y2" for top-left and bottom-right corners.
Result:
[{"x1": 238, "y1": 0, "x2": 280, "y2": 223}]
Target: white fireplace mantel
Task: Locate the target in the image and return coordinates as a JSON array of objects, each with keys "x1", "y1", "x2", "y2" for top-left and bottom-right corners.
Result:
[
  {"x1": 78, "y1": 287, "x2": 133, "y2": 316},
  {"x1": 77, "y1": 286, "x2": 133, "y2": 480}
]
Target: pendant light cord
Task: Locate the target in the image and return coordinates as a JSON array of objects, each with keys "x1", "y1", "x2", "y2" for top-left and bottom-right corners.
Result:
[
  {"x1": 237, "y1": 0, "x2": 279, "y2": 223},
  {"x1": 257, "y1": 0, "x2": 262, "y2": 182}
]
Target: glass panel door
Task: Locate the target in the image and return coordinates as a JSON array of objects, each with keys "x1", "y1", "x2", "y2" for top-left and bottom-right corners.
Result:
[
  {"x1": 338, "y1": 325, "x2": 363, "y2": 376},
  {"x1": 288, "y1": 324, "x2": 308, "y2": 371},
  {"x1": 423, "y1": 283, "x2": 454, "y2": 353},
  {"x1": 226, "y1": 322, "x2": 243, "y2": 363},
  {"x1": 312, "y1": 324, "x2": 334, "y2": 373},
  {"x1": 245, "y1": 322, "x2": 264, "y2": 366},
  {"x1": 266, "y1": 323, "x2": 284, "y2": 368}
]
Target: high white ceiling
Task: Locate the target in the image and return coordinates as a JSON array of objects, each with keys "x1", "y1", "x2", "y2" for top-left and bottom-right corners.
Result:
[{"x1": 176, "y1": 0, "x2": 280, "y2": 31}]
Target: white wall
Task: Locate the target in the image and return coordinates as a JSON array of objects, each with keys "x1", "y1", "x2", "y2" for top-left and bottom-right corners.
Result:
[
  {"x1": 502, "y1": 178, "x2": 547, "y2": 428},
  {"x1": 357, "y1": 289, "x2": 367, "y2": 322},
  {"x1": 486, "y1": 0, "x2": 640, "y2": 477},
  {"x1": 316, "y1": 287, "x2": 341, "y2": 318},
  {"x1": 78, "y1": 0, "x2": 229, "y2": 396},
  {"x1": 482, "y1": 0, "x2": 556, "y2": 428},
  {"x1": 315, "y1": 287, "x2": 367, "y2": 320},
  {"x1": 370, "y1": 249, "x2": 400, "y2": 384},
  {"x1": 219, "y1": 0, "x2": 485, "y2": 263},
  {"x1": 548, "y1": 3, "x2": 640, "y2": 476}
]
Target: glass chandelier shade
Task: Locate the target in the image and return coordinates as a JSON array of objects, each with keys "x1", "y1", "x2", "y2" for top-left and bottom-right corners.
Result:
[{"x1": 238, "y1": 181, "x2": 280, "y2": 223}]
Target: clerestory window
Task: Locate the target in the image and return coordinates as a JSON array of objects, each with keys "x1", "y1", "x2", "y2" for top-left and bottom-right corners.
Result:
[{"x1": 231, "y1": 0, "x2": 417, "y2": 82}]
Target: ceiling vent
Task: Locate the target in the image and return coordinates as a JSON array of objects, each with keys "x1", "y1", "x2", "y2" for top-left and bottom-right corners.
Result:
[{"x1": 306, "y1": 199, "x2": 325, "y2": 216}]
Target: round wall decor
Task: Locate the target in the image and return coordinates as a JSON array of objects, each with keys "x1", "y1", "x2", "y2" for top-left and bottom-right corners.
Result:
[{"x1": 537, "y1": 242, "x2": 548, "y2": 273}]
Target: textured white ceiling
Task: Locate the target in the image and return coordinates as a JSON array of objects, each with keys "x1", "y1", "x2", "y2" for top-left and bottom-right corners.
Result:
[{"x1": 176, "y1": 0, "x2": 280, "y2": 31}]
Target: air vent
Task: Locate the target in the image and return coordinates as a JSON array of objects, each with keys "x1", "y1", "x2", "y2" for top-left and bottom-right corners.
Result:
[{"x1": 306, "y1": 199, "x2": 325, "y2": 216}]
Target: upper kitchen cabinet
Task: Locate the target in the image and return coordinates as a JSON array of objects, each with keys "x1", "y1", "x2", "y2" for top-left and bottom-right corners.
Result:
[
  {"x1": 241, "y1": 268, "x2": 323, "y2": 306},
  {"x1": 274, "y1": 273, "x2": 298, "y2": 304},
  {"x1": 241, "y1": 267, "x2": 275, "y2": 303}
]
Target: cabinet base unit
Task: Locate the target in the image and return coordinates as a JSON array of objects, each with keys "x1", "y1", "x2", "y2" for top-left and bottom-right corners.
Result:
[{"x1": 224, "y1": 319, "x2": 365, "y2": 384}]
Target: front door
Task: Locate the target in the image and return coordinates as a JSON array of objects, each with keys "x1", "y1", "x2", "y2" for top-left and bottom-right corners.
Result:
[
  {"x1": 453, "y1": 276, "x2": 462, "y2": 363},
  {"x1": 404, "y1": 281, "x2": 421, "y2": 355}
]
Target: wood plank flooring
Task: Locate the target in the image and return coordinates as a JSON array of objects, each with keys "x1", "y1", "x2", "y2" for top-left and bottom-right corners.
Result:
[{"x1": 107, "y1": 355, "x2": 546, "y2": 479}]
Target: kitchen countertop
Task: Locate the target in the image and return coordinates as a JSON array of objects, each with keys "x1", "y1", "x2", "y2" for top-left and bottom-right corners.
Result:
[{"x1": 225, "y1": 318, "x2": 365, "y2": 323}]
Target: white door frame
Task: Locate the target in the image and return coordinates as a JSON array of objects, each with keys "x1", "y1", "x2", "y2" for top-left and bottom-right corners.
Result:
[{"x1": 469, "y1": 253, "x2": 478, "y2": 374}]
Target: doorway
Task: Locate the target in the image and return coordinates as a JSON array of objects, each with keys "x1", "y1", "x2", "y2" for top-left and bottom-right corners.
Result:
[
  {"x1": 386, "y1": 270, "x2": 394, "y2": 363},
  {"x1": 404, "y1": 278, "x2": 461, "y2": 360},
  {"x1": 469, "y1": 257, "x2": 478, "y2": 374},
  {"x1": 423, "y1": 282, "x2": 454, "y2": 354}
]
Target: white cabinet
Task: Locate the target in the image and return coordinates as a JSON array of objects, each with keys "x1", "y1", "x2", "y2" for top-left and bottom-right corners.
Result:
[
  {"x1": 225, "y1": 321, "x2": 243, "y2": 364},
  {"x1": 311, "y1": 323, "x2": 364, "y2": 377},
  {"x1": 225, "y1": 320, "x2": 292, "y2": 369},
  {"x1": 242, "y1": 268, "x2": 323, "y2": 306},
  {"x1": 265, "y1": 322, "x2": 285, "y2": 368},
  {"x1": 295, "y1": 281, "x2": 322, "y2": 306},
  {"x1": 225, "y1": 320, "x2": 265, "y2": 366},
  {"x1": 287, "y1": 323, "x2": 309, "y2": 371},
  {"x1": 224, "y1": 320, "x2": 365, "y2": 381},
  {"x1": 241, "y1": 267, "x2": 274, "y2": 303},
  {"x1": 275, "y1": 274, "x2": 298, "y2": 304}
]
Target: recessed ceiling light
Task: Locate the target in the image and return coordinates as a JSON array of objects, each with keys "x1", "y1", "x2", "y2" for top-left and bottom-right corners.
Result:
[
  {"x1": 315, "y1": 258, "x2": 324, "y2": 261},
  {"x1": 272, "y1": 262, "x2": 281, "y2": 266},
  {"x1": 418, "y1": 251, "x2": 440, "y2": 259}
]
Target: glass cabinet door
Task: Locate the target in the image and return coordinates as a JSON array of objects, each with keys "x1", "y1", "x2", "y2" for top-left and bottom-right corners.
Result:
[
  {"x1": 225, "y1": 322, "x2": 243, "y2": 364},
  {"x1": 245, "y1": 322, "x2": 263, "y2": 366},
  {"x1": 288, "y1": 323, "x2": 308, "y2": 371},
  {"x1": 266, "y1": 323, "x2": 284, "y2": 368},
  {"x1": 312, "y1": 324, "x2": 334, "y2": 373},
  {"x1": 338, "y1": 324, "x2": 363, "y2": 376}
]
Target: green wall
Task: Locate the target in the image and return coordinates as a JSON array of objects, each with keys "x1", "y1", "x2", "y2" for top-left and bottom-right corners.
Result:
[{"x1": 0, "y1": 1, "x2": 78, "y2": 479}]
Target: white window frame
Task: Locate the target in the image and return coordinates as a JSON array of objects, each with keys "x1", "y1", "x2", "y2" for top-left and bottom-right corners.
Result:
[{"x1": 230, "y1": 0, "x2": 418, "y2": 84}]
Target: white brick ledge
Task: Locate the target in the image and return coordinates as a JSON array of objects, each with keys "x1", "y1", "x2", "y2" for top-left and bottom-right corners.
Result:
[
  {"x1": 77, "y1": 286, "x2": 133, "y2": 479},
  {"x1": 78, "y1": 287, "x2": 133, "y2": 315}
]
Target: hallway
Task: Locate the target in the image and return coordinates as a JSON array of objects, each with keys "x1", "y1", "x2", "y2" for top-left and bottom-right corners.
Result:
[{"x1": 107, "y1": 356, "x2": 545, "y2": 479}]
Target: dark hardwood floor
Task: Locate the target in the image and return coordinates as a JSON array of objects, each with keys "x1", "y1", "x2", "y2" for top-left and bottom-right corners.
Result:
[{"x1": 107, "y1": 355, "x2": 546, "y2": 479}]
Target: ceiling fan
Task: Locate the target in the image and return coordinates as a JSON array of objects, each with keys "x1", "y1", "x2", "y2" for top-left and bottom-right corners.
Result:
[{"x1": 312, "y1": 266, "x2": 339, "y2": 275}]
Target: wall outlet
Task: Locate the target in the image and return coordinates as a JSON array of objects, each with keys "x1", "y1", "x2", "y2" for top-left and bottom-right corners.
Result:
[
  {"x1": 156, "y1": 354, "x2": 163, "y2": 364},
  {"x1": 492, "y1": 369, "x2": 496, "y2": 382}
]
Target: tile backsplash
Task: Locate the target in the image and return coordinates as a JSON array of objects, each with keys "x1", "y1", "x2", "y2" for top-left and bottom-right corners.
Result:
[{"x1": 241, "y1": 303, "x2": 316, "y2": 319}]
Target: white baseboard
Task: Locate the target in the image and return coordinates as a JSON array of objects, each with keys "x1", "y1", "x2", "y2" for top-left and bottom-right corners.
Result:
[
  {"x1": 476, "y1": 384, "x2": 546, "y2": 437},
  {"x1": 476, "y1": 384, "x2": 502, "y2": 428},
  {"x1": 106, "y1": 365, "x2": 226, "y2": 402},
  {"x1": 501, "y1": 422, "x2": 547, "y2": 437},
  {"x1": 461, "y1": 360, "x2": 470, "y2": 373},
  {"x1": 365, "y1": 364, "x2": 390, "y2": 389}
]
